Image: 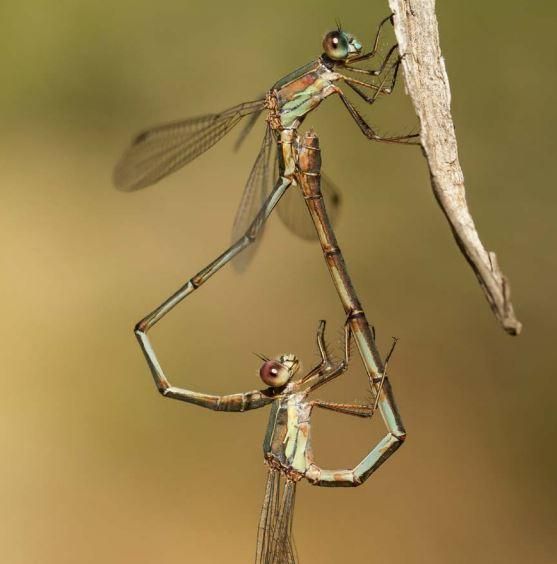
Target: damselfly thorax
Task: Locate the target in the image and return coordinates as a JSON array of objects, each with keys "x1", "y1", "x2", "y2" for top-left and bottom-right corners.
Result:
[
  {"x1": 267, "y1": 59, "x2": 341, "y2": 131},
  {"x1": 265, "y1": 63, "x2": 340, "y2": 181}
]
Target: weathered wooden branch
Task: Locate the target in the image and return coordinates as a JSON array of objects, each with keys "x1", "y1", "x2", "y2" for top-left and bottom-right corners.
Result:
[{"x1": 387, "y1": 0, "x2": 522, "y2": 335}]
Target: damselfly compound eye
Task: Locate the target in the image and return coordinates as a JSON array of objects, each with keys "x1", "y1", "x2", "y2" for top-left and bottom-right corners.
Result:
[
  {"x1": 323, "y1": 31, "x2": 350, "y2": 60},
  {"x1": 259, "y1": 360, "x2": 291, "y2": 387}
]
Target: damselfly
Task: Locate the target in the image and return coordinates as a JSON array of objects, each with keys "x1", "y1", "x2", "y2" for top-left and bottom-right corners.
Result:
[
  {"x1": 147, "y1": 320, "x2": 401, "y2": 563},
  {"x1": 114, "y1": 16, "x2": 417, "y2": 268}
]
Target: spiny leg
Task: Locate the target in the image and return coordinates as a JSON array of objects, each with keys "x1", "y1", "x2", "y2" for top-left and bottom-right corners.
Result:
[
  {"x1": 347, "y1": 14, "x2": 394, "y2": 64},
  {"x1": 313, "y1": 335, "x2": 399, "y2": 418},
  {"x1": 370, "y1": 336, "x2": 399, "y2": 414},
  {"x1": 302, "y1": 320, "x2": 349, "y2": 390},
  {"x1": 340, "y1": 68, "x2": 398, "y2": 106},
  {"x1": 305, "y1": 333, "x2": 406, "y2": 488},
  {"x1": 340, "y1": 52, "x2": 402, "y2": 105},
  {"x1": 135, "y1": 176, "x2": 291, "y2": 403},
  {"x1": 301, "y1": 320, "x2": 334, "y2": 382},
  {"x1": 342, "y1": 42, "x2": 399, "y2": 78},
  {"x1": 312, "y1": 401, "x2": 374, "y2": 418},
  {"x1": 314, "y1": 319, "x2": 332, "y2": 364},
  {"x1": 335, "y1": 86, "x2": 419, "y2": 144},
  {"x1": 303, "y1": 327, "x2": 406, "y2": 487}
]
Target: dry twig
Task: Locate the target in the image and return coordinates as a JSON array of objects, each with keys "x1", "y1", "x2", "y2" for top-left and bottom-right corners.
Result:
[{"x1": 387, "y1": 0, "x2": 522, "y2": 335}]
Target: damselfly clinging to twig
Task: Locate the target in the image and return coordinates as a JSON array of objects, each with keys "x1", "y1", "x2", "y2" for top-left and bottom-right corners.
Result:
[{"x1": 114, "y1": 15, "x2": 418, "y2": 268}]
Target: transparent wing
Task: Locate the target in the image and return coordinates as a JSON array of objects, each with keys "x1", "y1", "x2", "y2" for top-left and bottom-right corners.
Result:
[
  {"x1": 234, "y1": 97, "x2": 265, "y2": 151},
  {"x1": 256, "y1": 470, "x2": 298, "y2": 564},
  {"x1": 231, "y1": 125, "x2": 279, "y2": 271},
  {"x1": 276, "y1": 172, "x2": 342, "y2": 240},
  {"x1": 114, "y1": 99, "x2": 266, "y2": 191}
]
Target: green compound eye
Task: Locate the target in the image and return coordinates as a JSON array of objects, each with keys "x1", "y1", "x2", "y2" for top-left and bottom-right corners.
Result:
[{"x1": 322, "y1": 30, "x2": 350, "y2": 60}]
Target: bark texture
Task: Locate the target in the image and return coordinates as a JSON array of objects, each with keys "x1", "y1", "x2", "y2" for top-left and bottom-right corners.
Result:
[{"x1": 388, "y1": 0, "x2": 522, "y2": 335}]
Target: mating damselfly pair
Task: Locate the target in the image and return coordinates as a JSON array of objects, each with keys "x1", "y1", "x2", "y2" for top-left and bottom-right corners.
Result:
[{"x1": 116, "y1": 15, "x2": 413, "y2": 563}]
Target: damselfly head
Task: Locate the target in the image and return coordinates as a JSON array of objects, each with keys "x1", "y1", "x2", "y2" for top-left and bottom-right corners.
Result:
[
  {"x1": 259, "y1": 354, "x2": 299, "y2": 388},
  {"x1": 322, "y1": 30, "x2": 362, "y2": 61}
]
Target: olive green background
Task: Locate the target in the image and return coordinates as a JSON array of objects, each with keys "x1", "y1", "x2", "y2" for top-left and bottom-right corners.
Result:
[{"x1": 2, "y1": 1, "x2": 555, "y2": 563}]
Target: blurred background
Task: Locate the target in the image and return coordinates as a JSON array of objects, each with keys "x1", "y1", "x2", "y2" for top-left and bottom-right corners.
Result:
[{"x1": 1, "y1": 1, "x2": 556, "y2": 562}]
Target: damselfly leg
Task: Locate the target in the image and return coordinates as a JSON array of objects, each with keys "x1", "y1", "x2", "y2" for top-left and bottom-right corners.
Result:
[
  {"x1": 336, "y1": 87, "x2": 419, "y2": 144},
  {"x1": 344, "y1": 14, "x2": 394, "y2": 66}
]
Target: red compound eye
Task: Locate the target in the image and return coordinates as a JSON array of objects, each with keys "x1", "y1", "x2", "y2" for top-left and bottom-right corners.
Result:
[{"x1": 260, "y1": 360, "x2": 290, "y2": 387}]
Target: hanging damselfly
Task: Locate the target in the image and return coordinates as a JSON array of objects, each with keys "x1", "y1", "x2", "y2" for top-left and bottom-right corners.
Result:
[{"x1": 147, "y1": 319, "x2": 401, "y2": 563}]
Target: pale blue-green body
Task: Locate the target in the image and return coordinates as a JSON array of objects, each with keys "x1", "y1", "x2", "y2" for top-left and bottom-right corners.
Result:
[
  {"x1": 270, "y1": 59, "x2": 340, "y2": 129},
  {"x1": 263, "y1": 389, "x2": 313, "y2": 478}
]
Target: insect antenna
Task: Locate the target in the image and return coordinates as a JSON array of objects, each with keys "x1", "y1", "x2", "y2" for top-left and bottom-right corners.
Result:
[{"x1": 254, "y1": 352, "x2": 270, "y2": 362}]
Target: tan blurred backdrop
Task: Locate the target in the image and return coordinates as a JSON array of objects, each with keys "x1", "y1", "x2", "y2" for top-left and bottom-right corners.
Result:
[{"x1": 1, "y1": 1, "x2": 556, "y2": 563}]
